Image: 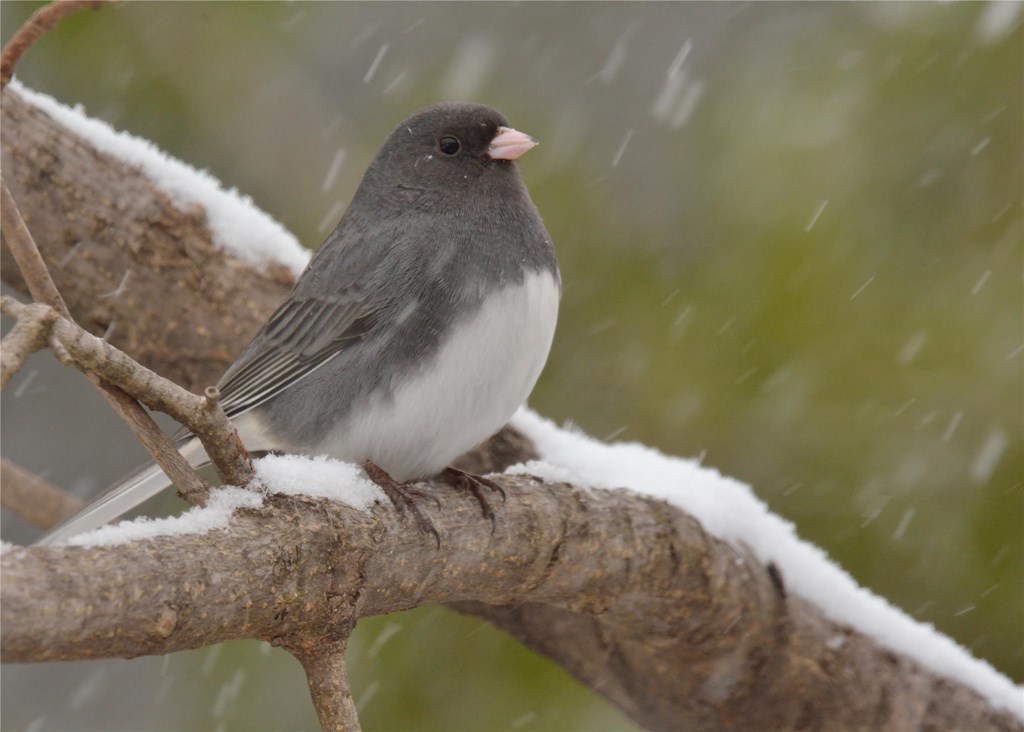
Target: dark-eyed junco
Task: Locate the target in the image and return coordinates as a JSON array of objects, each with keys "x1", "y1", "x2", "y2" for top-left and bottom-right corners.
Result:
[{"x1": 38, "y1": 102, "x2": 560, "y2": 545}]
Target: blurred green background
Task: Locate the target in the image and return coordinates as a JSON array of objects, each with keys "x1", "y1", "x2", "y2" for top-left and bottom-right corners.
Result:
[{"x1": 1, "y1": 2, "x2": 1020, "y2": 730}]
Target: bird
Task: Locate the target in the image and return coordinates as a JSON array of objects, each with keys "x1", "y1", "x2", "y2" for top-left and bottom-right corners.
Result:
[{"x1": 36, "y1": 102, "x2": 560, "y2": 546}]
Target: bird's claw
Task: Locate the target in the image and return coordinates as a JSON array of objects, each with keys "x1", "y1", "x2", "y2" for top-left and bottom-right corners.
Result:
[
  {"x1": 439, "y1": 466, "x2": 505, "y2": 532},
  {"x1": 362, "y1": 460, "x2": 441, "y2": 547}
]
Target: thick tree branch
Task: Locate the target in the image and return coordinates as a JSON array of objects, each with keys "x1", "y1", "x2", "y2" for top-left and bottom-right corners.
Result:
[{"x1": 2, "y1": 478, "x2": 1018, "y2": 731}]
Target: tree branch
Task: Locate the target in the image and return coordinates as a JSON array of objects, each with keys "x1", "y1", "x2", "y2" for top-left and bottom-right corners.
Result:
[
  {"x1": 0, "y1": 300, "x2": 55, "y2": 388},
  {"x1": 1, "y1": 176, "x2": 212, "y2": 499},
  {"x1": 1, "y1": 295, "x2": 253, "y2": 489},
  {"x1": 0, "y1": 0, "x2": 105, "y2": 90},
  {"x1": 1, "y1": 63, "x2": 1019, "y2": 732},
  {"x1": 2, "y1": 478, "x2": 1018, "y2": 731},
  {"x1": 295, "y1": 642, "x2": 362, "y2": 732},
  {"x1": 0, "y1": 458, "x2": 83, "y2": 529},
  {"x1": 0, "y1": 179, "x2": 71, "y2": 315}
]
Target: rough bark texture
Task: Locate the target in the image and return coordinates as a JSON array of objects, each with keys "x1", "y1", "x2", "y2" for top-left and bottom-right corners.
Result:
[
  {"x1": 1, "y1": 86, "x2": 295, "y2": 392},
  {"x1": 2, "y1": 83, "x2": 1020, "y2": 732},
  {"x1": 3, "y1": 479, "x2": 1019, "y2": 732},
  {"x1": 297, "y1": 642, "x2": 362, "y2": 732}
]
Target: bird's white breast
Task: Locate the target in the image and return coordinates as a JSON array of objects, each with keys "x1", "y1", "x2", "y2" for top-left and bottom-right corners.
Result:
[{"x1": 314, "y1": 269, "x2": 560, "y2": 480}]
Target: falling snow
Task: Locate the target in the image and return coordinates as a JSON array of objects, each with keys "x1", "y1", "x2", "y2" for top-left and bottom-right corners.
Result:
[
  {"x1": 971, "y1": 270, "x2": 992, "y2": 296},
  {"x1": 321, "y1": 149, "x2": 347, "y2": 193},
  {"x1": 366, "y1": 622, "x2": 404, "y2": 658},
  {"x1": 970, "y1": 429, "x2": 1008, "y2": 484},
  {"x1": 211, "y1": 669, "x2": 247, "y2": 719},
  {"x1": 595, "y1": 23, "x2": 640, "y2": 85},
  {"x1": 804, "y1": 199, "x2": 829, "y2": 232},
  {"x1": 849, "y1": 276, "x2": 875, "y2": 300},
  {"x1": 363, "y1": 43, "x2": 389, "y2": 84},
  {"x1": 897, "y1": 331, "x2": 928, "y2": 365},
  {"x1": 442, "y1": 34, "x2": 497, "y2": 99},
  {"x1": 610, "y1": 128, "x2": 633, "y2": 168},
  {"x1": 892, "y1": 508, "x2": 915, "y2": 540},
  {"x1": 942, "y1": 411, "x2": 964, "y2": 442}
]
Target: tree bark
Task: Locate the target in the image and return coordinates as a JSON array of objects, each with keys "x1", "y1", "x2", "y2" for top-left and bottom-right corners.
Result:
[
  {"x1": 2, "y1": 83, "x2": 1020, "y2": 732},
  {"x1": 5, "y1": 477, "x2": 1019, "y2": 732},
  {"x1": 1, "y1": 86, "x2": 294, "y2": 392}
]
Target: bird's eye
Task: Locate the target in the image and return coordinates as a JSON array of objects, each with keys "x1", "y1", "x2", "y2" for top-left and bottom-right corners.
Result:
[{"x1": 439, "y1": 136, "x2": 461, "y2": 155}]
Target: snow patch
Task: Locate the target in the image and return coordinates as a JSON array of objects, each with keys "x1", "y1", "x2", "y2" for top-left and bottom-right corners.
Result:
[
  {"x1": 510, "y1": 407, "x2": 1024, "y2": 719},
  {"x1": 10, "y1": 80, "x2": 311, "y2": 276},
  {"x1": 54, "y1": 455, "x2": 382, "y2": 548},
  {"x1": 506, "y1": 459, "x2": 581, "y2": 487},
  {"x1": 67, "y1": 487, "x2": 265, "y2": 547},
  {"x1": 255, "y1": 453, "x2": 385, "y2": 510}
]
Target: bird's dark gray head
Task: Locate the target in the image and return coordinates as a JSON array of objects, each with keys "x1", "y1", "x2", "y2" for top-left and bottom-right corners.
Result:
[
  {"x1": 360, "y1": 103, "x2": 537, "y2": 201},
  {"x1": 319, "y1": 101, "x2": 555, "y2": 293}
]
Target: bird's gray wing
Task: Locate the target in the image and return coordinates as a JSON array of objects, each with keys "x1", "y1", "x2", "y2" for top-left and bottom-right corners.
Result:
[
  {"x1": 39, "y1": 275, "x2": 382, "y2": 544},
  {"x1": 215, "y1": 290, "x2": 379, "y2": 419}
]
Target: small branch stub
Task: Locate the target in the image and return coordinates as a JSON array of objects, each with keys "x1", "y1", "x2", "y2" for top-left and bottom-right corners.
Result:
[
  {"x1": 196, "y1": 385, "x2": 255, "y2": 488},
  {"x1": 296, "y1": 643, "x2": 362, "y2": 732},
  {"x1": 0, "y1": 300, "x2": 57, "y2": 388}
]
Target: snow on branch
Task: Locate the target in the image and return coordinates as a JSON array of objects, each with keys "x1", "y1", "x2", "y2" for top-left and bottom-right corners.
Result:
[
  {"x1": 3, "y1": 463, "x2": 1020, "y2": 731},
  {"x1": 8, "y1": 80, "x2": 311, "y2": 276},
  {"x1": 513, "y1": 410, "x2": 1024, "y2": 719},
  {"x1": 1, "y1": 72, "x2": 1021, "y2": 731}
]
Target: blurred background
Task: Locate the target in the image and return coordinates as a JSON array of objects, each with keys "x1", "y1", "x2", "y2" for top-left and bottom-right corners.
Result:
[{"x1": 1, "y1": 2, "x2": 1020, "y2": 730}]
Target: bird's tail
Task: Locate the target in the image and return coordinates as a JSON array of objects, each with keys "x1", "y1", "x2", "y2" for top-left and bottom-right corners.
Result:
[{"x1": 34, "y1": 438, "x2": 208, "y2": 546}]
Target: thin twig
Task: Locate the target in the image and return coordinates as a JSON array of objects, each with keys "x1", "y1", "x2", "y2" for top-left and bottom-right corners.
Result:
[
  {"x1": 2, "y1": 177, "x2": 252, "y2": 487},
  {"x1": 1, "y1": 296, "x2": 255, "y2": 489},
  {"x1": 0, "y1": 0, "x2": 106, "y2": 90},
  {"x1": 200, "y1": 386, "x2": 256, "y2": 488},
  {"x1": 0, "y1": 458, "x2": 84, "y2": 529},
  {"x1": 0, "y1": 296, "x2": 197, "y2": 412},
  {"x1": 0, "y1": 301, "x2": 56, "y2": 388},
  {"x1": 296, "y1": 643, "x2": 362, "y2": 732},
  {"x1": 0, "y1": 180, "x2": 212, "y2": 501},
  {"x1": 0, "y1": 181, "x2": 70, "y2": 315}
]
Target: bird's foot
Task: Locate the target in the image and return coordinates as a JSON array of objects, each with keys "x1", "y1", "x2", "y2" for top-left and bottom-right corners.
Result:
[
  {"x1": 438, "y1": 466, "x2": 506, "y2": 531},
  {"x1": 362, "y1": 460, "x2": 440, "y2": 547}
]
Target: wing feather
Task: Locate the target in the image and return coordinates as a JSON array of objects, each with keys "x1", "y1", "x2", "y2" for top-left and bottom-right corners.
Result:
[{"x1": 215, "y1": 293, "x2": 378, "y2": 418}]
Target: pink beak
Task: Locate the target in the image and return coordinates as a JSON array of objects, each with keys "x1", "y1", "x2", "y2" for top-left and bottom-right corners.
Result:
[{"x1": 487, "y1": 126, "x2": 538, "y2": 160}]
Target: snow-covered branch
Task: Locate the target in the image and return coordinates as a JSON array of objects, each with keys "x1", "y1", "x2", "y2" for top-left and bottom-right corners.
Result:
[
  {"x1": 0, "y1": 84, "x2": 298, "y2": 394},
  {"x1": 1, "y1": 75, "x2": 1021, "y2": 732},
  {"x1": 3, "y1": 466, "x2": 1018, "y2": 732}
]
